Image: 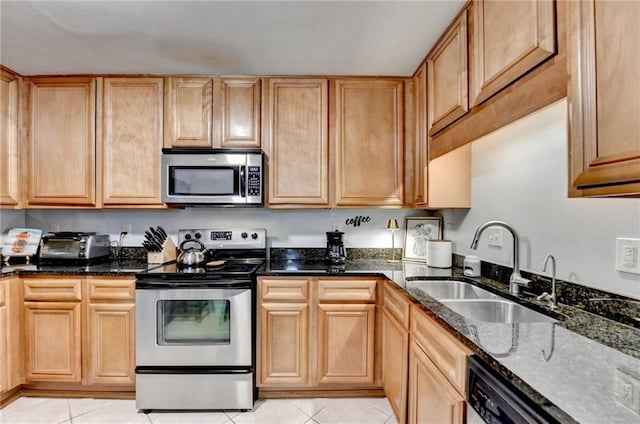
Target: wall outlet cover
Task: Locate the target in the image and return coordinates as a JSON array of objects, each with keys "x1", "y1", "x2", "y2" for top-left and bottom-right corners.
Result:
[{"x1": 615, "y1": 238, "x2": 640, "y2": 275}]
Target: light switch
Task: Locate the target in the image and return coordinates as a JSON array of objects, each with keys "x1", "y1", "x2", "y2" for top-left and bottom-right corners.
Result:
[{"x1": 616, "y1": 238, "x2": 640, "y2": 275}]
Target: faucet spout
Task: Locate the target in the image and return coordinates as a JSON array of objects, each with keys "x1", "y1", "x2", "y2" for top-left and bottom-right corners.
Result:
[{"x1": 469, "y1": 221, "x2": 530, "y2": 296}]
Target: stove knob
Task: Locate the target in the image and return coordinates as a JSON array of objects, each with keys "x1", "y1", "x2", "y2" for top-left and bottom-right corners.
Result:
[
  {"x1": 241, "y1": 232, "x2": 248, "y2": 239},
  {"x1": 194, "y1": 232, "x2": 202, "y2": 239},
  {"x1": 251, "y1": 233, "x2": 258, "y2": 240},
  {"x1": 184, "y1": 234, "x2": 192, "y2": 240}
]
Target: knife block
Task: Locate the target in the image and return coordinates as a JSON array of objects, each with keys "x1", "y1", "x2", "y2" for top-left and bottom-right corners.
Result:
[{"x1": 147, "y1": 237, "x2": 177, "y2": 264}]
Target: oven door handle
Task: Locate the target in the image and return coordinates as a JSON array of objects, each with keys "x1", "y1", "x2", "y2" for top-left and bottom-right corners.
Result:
[{"x1": 239, "y1": 166, "x2": 246, "y2": 198}]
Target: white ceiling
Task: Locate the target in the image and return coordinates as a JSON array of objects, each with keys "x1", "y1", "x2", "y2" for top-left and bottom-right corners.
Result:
[{"x1": 0, "y1": 0, "x2": 465, "y2": 77}]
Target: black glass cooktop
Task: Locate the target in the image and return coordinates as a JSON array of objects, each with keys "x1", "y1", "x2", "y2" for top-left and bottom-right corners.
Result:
[{"x1": 136, "y1": 258, "x2": 265, "y2": 279}]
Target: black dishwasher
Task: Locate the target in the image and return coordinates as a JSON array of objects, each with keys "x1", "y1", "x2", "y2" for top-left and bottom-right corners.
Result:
[{"x1": 467, "y1": 356, "x2": 560, "y2": 424}]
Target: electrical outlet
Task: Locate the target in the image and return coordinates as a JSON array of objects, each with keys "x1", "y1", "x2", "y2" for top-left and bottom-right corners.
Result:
[
  {"x1": 51, "y1": 223, "x2": 60, "y2": 233},
  {"x1": 615, "y1": 367, "x2": 640, "y2": 414},
  {"x1": 487, "y1": 227, "x2": 503, "y2": 248},
  {"x1": 120, "y1": 224, "x2": 132, "y2": 234},
  {"x1": 616, "y1": 238, "x2": 640, "y2": 275},
  {"x1": 332, "y1": 222, "x2": 341, "y2": 232}
]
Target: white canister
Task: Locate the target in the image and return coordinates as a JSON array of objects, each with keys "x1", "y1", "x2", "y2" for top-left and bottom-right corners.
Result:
[
  {"x1": 463, "y1": 255, "x2": 481, "y2": 277},
  {"x1": 426, "y1": 240, "x2": 452, "y2": 268}
]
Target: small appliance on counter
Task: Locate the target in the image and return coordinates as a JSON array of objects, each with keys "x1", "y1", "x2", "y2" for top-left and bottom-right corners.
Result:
[
  {"x1": 325, "y1": 231, "x2": 347, "y2": 265},
  {"x1": 2, "y1": 228, "x2": 43, "y2": 265},
  {"x1": 426, "y1": 240, "x2": 452, "y2": 268},
  {"x1": 39, "y1": 232, "x2": 110, "y2": 264}
]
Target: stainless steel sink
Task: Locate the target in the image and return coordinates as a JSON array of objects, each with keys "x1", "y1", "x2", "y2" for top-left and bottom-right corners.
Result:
[
  {"x1": 440, "y1": 299, "x2": 557, "y2": 323},
  {"x1": 409, "y1": 280, "x2": 499, "y2": 300}
]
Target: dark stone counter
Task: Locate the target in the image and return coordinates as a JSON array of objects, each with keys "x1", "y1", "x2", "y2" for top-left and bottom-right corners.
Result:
[{"x1": 0, "y1": 259, "x2": 151, "y2": 277}]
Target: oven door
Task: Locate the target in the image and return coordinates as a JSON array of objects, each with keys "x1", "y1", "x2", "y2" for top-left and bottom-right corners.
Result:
[{"x1": 136, "y1": 287, "x2": 252, "y2": 367}]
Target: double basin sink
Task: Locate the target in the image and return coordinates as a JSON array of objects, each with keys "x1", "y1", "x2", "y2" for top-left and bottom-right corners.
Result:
[{"x1": 409, "y1": 280, "x2": 557, "y2": 323}]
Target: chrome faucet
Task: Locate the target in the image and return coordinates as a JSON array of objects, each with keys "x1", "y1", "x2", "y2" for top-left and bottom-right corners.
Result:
[
  {"x1": 537, "y1": 254, "x2": 558, "y2": 309},
  {"x1": 469, "y1": 221, "x2": 530, "y2": 296}
]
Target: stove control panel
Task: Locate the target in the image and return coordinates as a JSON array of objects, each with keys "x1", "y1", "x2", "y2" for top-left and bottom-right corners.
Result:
[{"x1": 178, "y1": 228, "x2": 266, "y2": 250}]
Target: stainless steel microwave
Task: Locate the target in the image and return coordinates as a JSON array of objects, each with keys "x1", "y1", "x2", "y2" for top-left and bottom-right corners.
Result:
[{"x1": 161, "y1": 149, "x2": 263, "y2": 206}]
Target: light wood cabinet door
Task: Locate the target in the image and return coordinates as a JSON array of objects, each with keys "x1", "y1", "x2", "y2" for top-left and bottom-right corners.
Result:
[
  {"x1": 408, "y1": 340, "x2": 465, "y2": 424},
  {"x1": 470, "y1": 0, "x2": 556, "y2": 107},
  {"x1": 259, "y1": 302, "x2": 310, "y2": 387},
  {"x1": 413, "y1": 63, "x2": 428, "y2": 207},
  {"x1": 427, "y1": 10, "x2": 468, "y2": 136},
  {"x1": 0, "y1": 282, "x2": 6, "y2": 392},
  {"x1": 2, "y1": 278, "x2": 23, "y2": 393},
  {"x1": 164, "y1": 77, "x2": 213, "y2": 148},
  {"x1": 382, "y1": 308, "x2": 408, "y2": 424},
  {"x1": 86, "y1": 302, "x2": 135, "y2": 386},
  {"x1": 333, "y1": 79, "x2": 404, "y2": 207},
  {"x1": 102, "y1": 77, "x2": 164, "y2": 206},
  {"x1": 265, "y1": 79, "x2": 329, "y2": 206},
  {"x1": 0, "y1": 69, "x2": 20, "y2": 207},
  {"x1": 568, "y1": 0, "x2": 640, "y2": 196},
  {"x1": 24, "y1": 301, "x2": 82, "y2": 382},
  {"x1": 317, "y1": 303, "x2": 375, "y2": 384},
  {"x1": 218, "y1": 78, "x2": 261, "y2": 148},
  {"x1": 28, "y1": 77, "x2": 96, "y2": 206}
]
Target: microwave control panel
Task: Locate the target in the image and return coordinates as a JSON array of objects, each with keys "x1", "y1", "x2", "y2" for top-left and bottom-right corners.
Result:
[{"x1": 247, "y1": 166, "x2": 261, "y2": 197}]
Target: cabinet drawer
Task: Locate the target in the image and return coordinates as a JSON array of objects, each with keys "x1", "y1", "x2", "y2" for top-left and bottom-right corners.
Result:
[
  {"x1": 410, "y1": 304, "x2": 471, "y2": 395},
  {"x1": 259, "y1": 278, "x2": 310, "y2": 301},
  {"x1": 88, "y1": 278, "x2": 135, "y2": 301},
  {"x1": 318, "y1": 279, "x2": 377, "y2": 302},
  {"x1": 23, "y1": 278, "x2": 82, "y2": 302},
  {"x1": 383, "y1": 282, "x2": 409, "y2": 329}
]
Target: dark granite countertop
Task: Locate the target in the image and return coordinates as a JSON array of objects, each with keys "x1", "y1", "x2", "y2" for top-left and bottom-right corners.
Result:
[
  {"x1": 261, "y1": 258, "x2": 640, "y2": 424},
  {"x1": 0, "y1": 259, "x2": 151, "y2": 277}
]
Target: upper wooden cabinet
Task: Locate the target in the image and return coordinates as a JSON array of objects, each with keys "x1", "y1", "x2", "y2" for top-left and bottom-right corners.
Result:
[
  {"x1": 264, "y1": 78, "x2": 329, "y2": 207},
  {"x1": 333, "y1": 79, "x2": 404, "y2": 207},
  {"x1": 164, "y1": 77, "x2": 213, "y2": 148},
  {"x1": 218, "y1": 77, "x2": 261, "y2": 148},
  {"x1": 0, "y1": 69, "x2": 20, "y2": 207},
  {"x1": 164, "y1": 76, "x2": 260, "y2": 149},
  {"x1": 567, "y1": 0, "x2": 640, "y2": 196},
  {"x1": 414, "y1": 64, "x2": 471, "y2": 209},
  {"x1": 102, "y1": 77, "x2": 164, "y2": 206},
  {"x1": 470, "y1": 0, "x2": 556, "y2": 107},
  {"x1": 28, "y1": 77, "x2": 96, "y2": 206},
  {"x1": 427, "y1": 9, "x2": 469, "y2": 136}
]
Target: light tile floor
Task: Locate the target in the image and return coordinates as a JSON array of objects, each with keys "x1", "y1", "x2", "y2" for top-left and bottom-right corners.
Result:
[{"x1": 0, "y1": 396, "x2": 400, "y2": 424}]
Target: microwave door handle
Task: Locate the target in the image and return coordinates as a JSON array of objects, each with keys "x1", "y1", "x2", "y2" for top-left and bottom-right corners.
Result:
[{"x1": 240, "y1": 166, "x2": 246, "y2": 197}]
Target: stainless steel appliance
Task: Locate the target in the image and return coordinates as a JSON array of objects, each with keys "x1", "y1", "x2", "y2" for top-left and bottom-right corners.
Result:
[
  {"x1": 161, "y1": 149, "x2": 263, "y2": 206},
  {"x1": 39, "y1": 232, "x2": 110, "y2": 263},
  {"x1": 325, "y1": 231, "x2": 346, "y2": 264},
  {"x1": 135, "y1": 228, "x2": 266, "y2": 411},
  {"x1": 467, "y1": 356, "x2": 558, "y2": 423}
]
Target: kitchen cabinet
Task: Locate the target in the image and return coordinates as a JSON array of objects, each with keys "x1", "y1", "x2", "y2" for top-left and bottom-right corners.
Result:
[
  {"x1": 333, "y1": 79, "x2": 404, "y2": 207},
  {"x1": 218, "y1": 77, "x2": 261, "y2": 148},
  {"x1": 567, "y1": 0, "x2": 640, "y2": 196},
  {"x1": 0, "y1": 68, "x2": 20, "y2": 207},
  {"x1": 469, "y1": 0, "x2": 556, "y2": 107},
  {"x1": 23, "y1": 278, "x2": 82, "y2": 383},
  {"x1": 258, "y1": 278, "x2": 311, "y2": 386},
  {"x1": 102, "y1": 77, "x2": 164, "y2": 206},
  {"x1": 381, "y1": 283, "x2": 410, "y2": 423},
  {"x1": 427, "y1": 9, "x2": 468, "y2": 136},
  {"x1": 264, "y1": 78, "x2": 329, "y2": 207},
  {"x1": 0, "y1": 277, "x2": 23, "y2": 400},
  {"x1": 85, "y1": 278, "x2": 135, "y2": 386},
  {"x1": 407, "y1": 304, "x2": 471, "y2": 424},
  {"x1": 413, "y1": 63, "x2": 472, "y2": 209},
  {"x1": 164, "y1": 77, "x2": 213, "y2": 148},
  {"x1": 27, "y1": 77, "x2": 96, "y2": 206},
  {"x1": 257, "y1": 276, "x2": 381, "y2": 392}
]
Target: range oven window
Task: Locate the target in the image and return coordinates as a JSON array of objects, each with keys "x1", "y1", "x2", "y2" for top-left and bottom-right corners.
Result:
[
  {"x1": 157, "y1": 299, "x2": 231, "y2": 345},
  {"x1": 169, "y1": 166, "x2": 238, "y2": 196}
]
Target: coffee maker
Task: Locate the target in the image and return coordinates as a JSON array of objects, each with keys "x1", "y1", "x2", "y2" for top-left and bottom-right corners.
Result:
[{"x1": 325, "y1": 231, "x2": 347, "y2": 264}]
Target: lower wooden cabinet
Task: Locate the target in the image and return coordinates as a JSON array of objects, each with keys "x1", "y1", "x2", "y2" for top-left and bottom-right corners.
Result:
[
  {"x1": 382, "y1": 308, "x2": 409, "y2": 423},
  {"x1": 0, "y1": 277, "x2": 23, "y2": 400},
  {"x1": 21, "y1": 276, "x2": 135, "y2": 389},
  {"x1": 408, "y1": 340, "x2": 465, "y2": 424},
  {"x1": 257, "y1": 276, "x2": 380, "y2": 391}
]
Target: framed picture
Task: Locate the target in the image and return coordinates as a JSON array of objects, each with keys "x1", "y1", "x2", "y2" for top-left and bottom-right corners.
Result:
[{"x1": 403, "y1": 217, "x2": 443, "y2": 261}]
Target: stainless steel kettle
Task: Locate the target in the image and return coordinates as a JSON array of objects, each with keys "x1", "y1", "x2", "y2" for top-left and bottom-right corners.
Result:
[{"x1": 177, "y1": 239, "x2": 208, "y2": 267}]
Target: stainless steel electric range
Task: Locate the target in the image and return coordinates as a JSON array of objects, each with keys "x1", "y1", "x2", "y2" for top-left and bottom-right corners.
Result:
[{"x1": 135, "y1": 228, "x2": 266, "y2": 411}]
